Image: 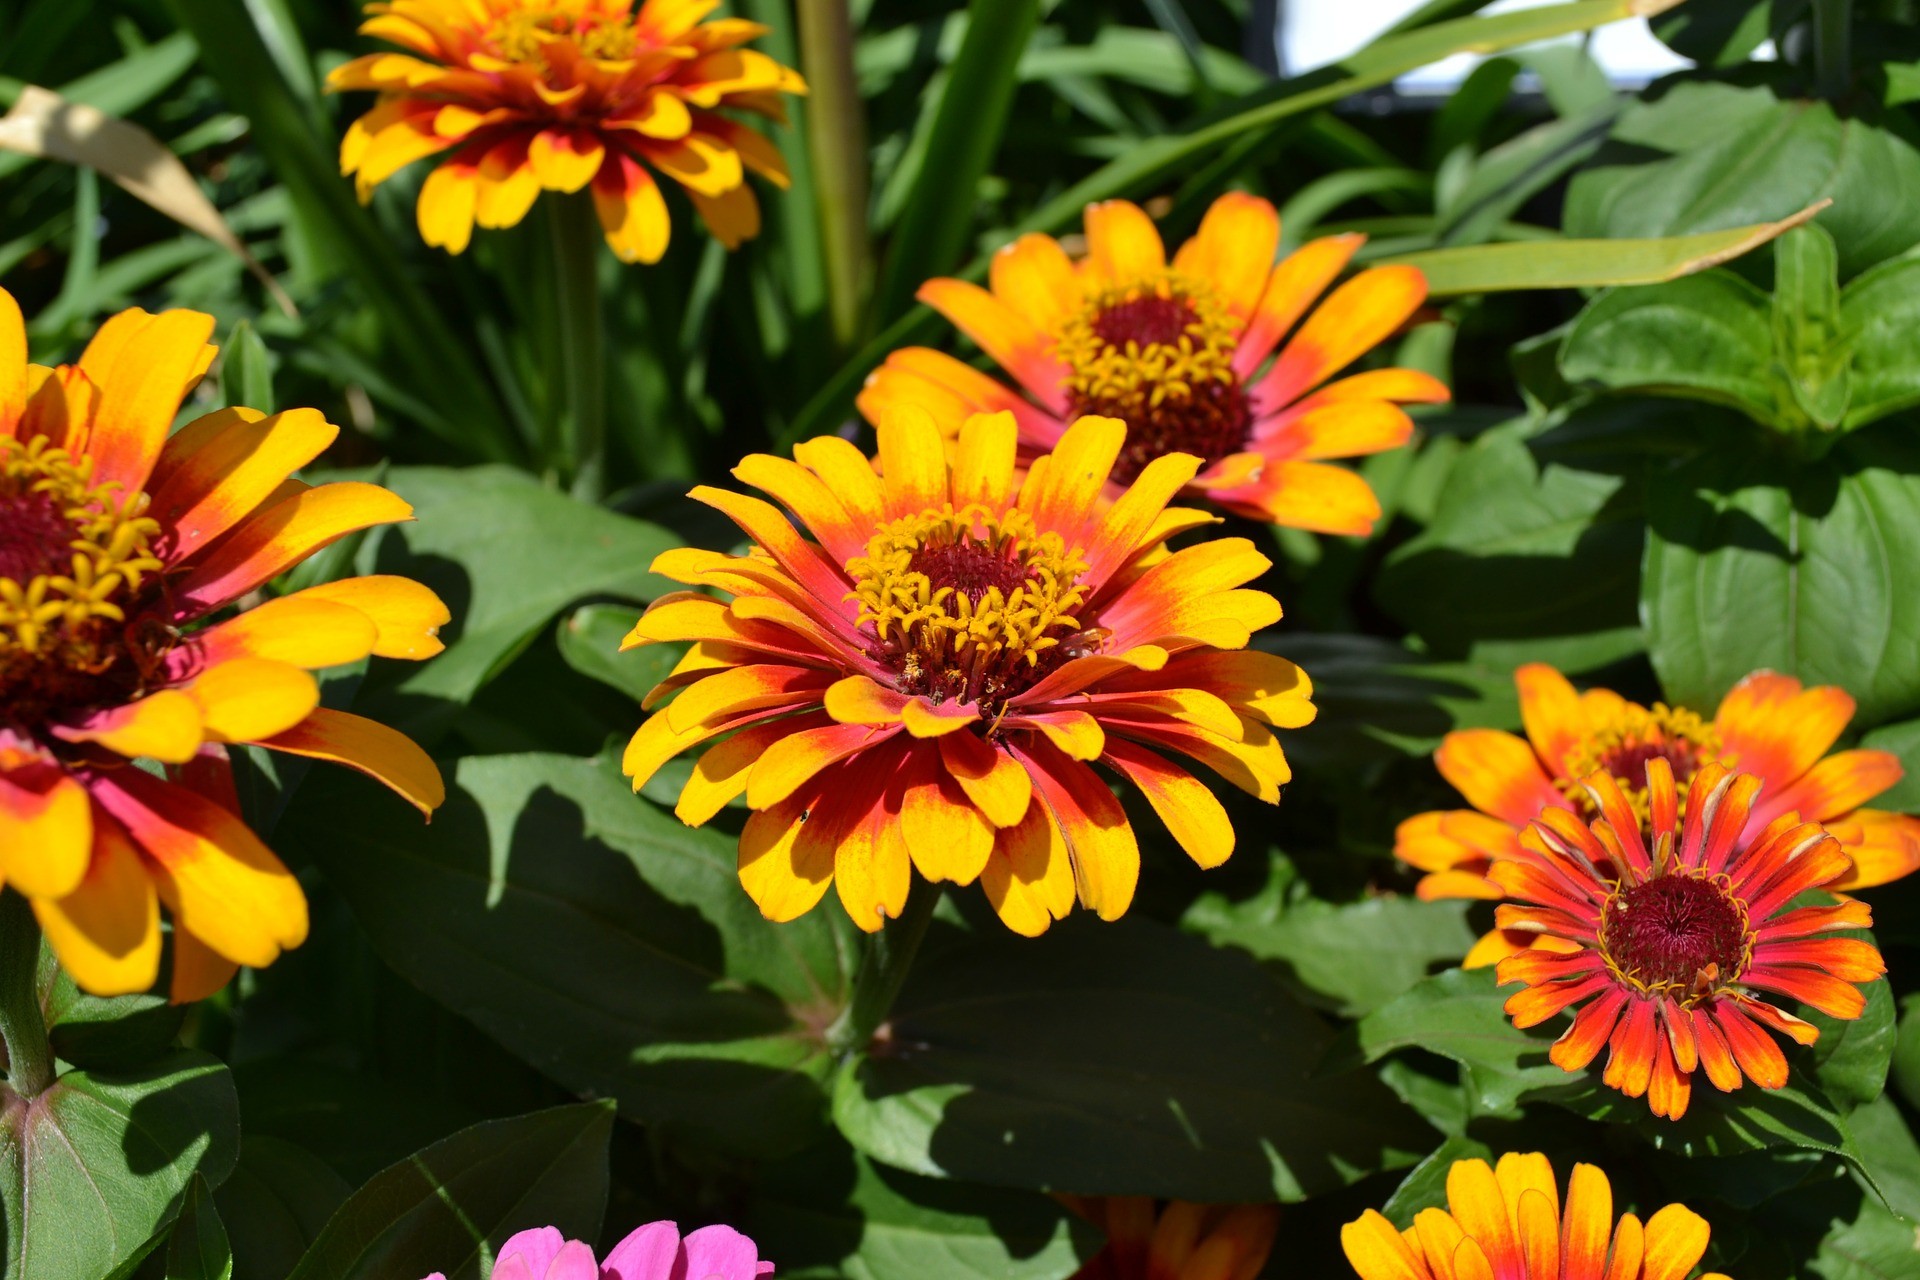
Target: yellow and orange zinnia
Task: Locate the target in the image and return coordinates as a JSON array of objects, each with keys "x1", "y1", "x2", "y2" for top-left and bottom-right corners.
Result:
[
  {"x1": 0, "y1": 289, "x2": 447, "y2": 1000},
  {"x1": 328, "y1": 0, "x2": 804, "y2": 261},
  {"x1": 860, "y1": 194, "x2": 1449, "y2": 535},
  {"x1": 1499, "y1": 761, "x2": 1883, "y2": 1119},
  {"x1": 1396, "y1": 664, "x2": 1920, "y2": 967},
  {"x1": 1343, "y1": 1152, "x2": 1731, "y2": 1280},
  {"x1": 1058, "y1": 1196, "x2": 1278, "y2": 1280},
  {"x1": 622, "y1": 407, "x2": 1314, "y2": 934}
]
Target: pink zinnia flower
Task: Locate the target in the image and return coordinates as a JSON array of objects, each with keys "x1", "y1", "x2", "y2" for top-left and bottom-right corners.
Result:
[{"x1": 424, "y1": 1221, "x2": 773, "y2": 1280}]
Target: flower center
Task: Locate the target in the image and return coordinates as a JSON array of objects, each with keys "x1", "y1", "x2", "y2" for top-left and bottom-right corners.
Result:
[
  {"x1": 847, "y1": 504, "x2": 1091, "y2": 718},
  {"x1": 0, "y1": 435, "x2": 164, "y2": 725},
  {"x1": 1055, "y1": 273, "x2": 1250, "y2": 484},
  {"x1": 1599, "y1": 871, "x2": 1752, "y2": 1003},
  {"x1": 1558, "y1": 704, "x2": 1721, "y2": 820},
  {"x1": 487, "y1": 6, "x2": 639, "y2": 62}
]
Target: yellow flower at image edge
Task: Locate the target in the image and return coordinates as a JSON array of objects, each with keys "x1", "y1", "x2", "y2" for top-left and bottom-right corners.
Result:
[
  {"x1": 1344, "y1": 1153, "x2": 1731, "y2": 1280},
  {"x1": 0, "y1": 289, "x2": 448, "y2": 1000},
  {"x1": 623, "y1": 407, "x2": 1316, "y2": 934},
  {"x1": 328, "y1": 0, "x2": 806, "y2": 261},
  {"x1": 861, "y1": 194, "x2": 1451, "y2": 535}
]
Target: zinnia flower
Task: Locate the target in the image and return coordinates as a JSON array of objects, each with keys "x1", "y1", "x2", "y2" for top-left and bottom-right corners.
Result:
[
  {"x1": 0, "y1": 290, "x2": 447, "y2": 1000},
  {"x1": 622, "y1": 407, "x2": 1314, "y2": 934},
  {"x1": 858, "y1": 193, "x2": 1449, "y2": 535},
  {"x1": 1396, "y1": 664, "x2": 1920, "y2": 967},
  {"x1": 423, "y1": 1221, "x2": 772, "y2": 1280},
  {"x1": 328, "y1": 0, "x2": 805, "y2": 261},
  {"x1": 1343, "y1": 1152, "x2": 1731, "y2": 1280},
  {"x1": 1059, "y1": 1196, "x2": 1278, "y2": 1280},
  {"x1": 1496, "y1": 759, "x2": 1884, "y2": 1119}
]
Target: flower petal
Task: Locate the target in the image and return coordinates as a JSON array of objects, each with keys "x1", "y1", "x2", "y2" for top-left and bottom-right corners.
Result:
[{"x1": 255, "y1": 708, "x2": 445, "y2": 817}]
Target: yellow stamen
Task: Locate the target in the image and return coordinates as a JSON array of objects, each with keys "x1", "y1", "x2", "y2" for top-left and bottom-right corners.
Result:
[
  {"x1": 1558, "y1": 703, "x2": 1723, "y2": 822},
  {"x1": 488, "y1": 5, "x2": 639, "y2": 62}
]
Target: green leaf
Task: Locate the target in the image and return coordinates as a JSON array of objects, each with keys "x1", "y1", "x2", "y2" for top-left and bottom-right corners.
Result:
[
  {"x1": 1566, "y1": 78, "x2": 1920, "y2": 280},
  {"x1": 1839, "y1": 256, "x2": 1920, "y2": 430},
  {"x1": 1558, "y1": 270, "x2": 1783, "y2": 422},
  {"x1": 1850, "y1": 1095, "x2": 1920, "y2": 1224},
  {"x1": 749, "y1": 1141, "x2": 1097, "y2": 1280},
  {"x1": 0, "y1": 1050, "x2": 240, "y2": 1280},
  {"x1": 37, "y1": 949, "x2": 183, "y2": 1072},
  {"x1": 1896, "y1": 994, "x2": 1920, "y2": 1113},
  {"x1": 166, "y1": 1178, "x2": 233, "y2": 1280},
  {"x1": 1772, "y1": 223, "x2": 1852, "y2": 429},
  {"x1": 1383, "y1": 205, "x2": 1821, "y2": 295},
  {"x1": 1859, "y1": 718, "x2": 1920, "y2": 815},
  {"x1": 284, "y1": 1103, "x2": 612, "y2": 1280},
  {"x1": 1642, "y1": 430, "x2": 1920, "y2": 729},
  {"x1": 1185, "y1": 887, "x2": 1477, "y2": 1017},
  {"x1": 1379, "y1": 1135, "x2": 1495, "y2": 1227},
  {"x1": 1336, "y1": 968, "x2": 1571, "y2": 1115},
  {"x1": 348, "y1": 466, "x2": 681, "y2": 721},
  {"x1": 1806, "y1": 977, "x2": 1897, "y2": 1113},
  {"x1": 284, "y1": 751, "x2": 848, "y2": 1158},
  {"x1": 214, "y1": 1138, "x2": 351, "y2": 1280},
  {"x1": 1374, "y1": 416, "x2": 1643, "y2": 667},
  {"x1": 871, "y1": 0, "x2": 1039, "y2": 321},
  {"x1": 556, "y1": 603, "x2": 680, "y2": 704},
  {"x1": 217, "y1": 319, "x2": 275, "y2": 416},
  {"x1": 1809, "y1": 1192, "x2": 1920, "y2": 1279},
  {"x1": 1649, "y1": 0, "x2": 1783, "y2": 67},
  {"x1": 833, "y1": 917, "x2": 1430, "y2": 1202}
]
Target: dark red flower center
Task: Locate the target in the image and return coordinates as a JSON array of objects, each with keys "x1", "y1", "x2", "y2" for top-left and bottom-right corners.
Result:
[
  {"x1": 1599, "y1": 738, "x2": 1708, "y2": 788},
  {"x1": 1089, "y1": 294, "x2": 1203, "y2": 350},
  {"x1": 1601, "y1": 873, "x2": 1751, "y2": 997},
  {"x1": 0, "y1": 490, "x2": 78, "y2": 583},
  {"x1": 909, "y1": 539, "x2": 1034, "y2": 607}
]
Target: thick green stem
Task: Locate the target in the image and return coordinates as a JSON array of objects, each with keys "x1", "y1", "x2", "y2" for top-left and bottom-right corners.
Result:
[
  {"x1": 550, "y1": 193, "x2": 607, "y2": 501},
  {"x1": 825, "y1": 883, "x2": 939, "y2": 1056},
  {"x1": 795, "y1": 0, "x2": 871, "y2": 349},
  {"x1": 0, "y1": 892, "x2": 54, "y2": 1099},
  {"x1": 1813, "y1": 0, "x2": 1852, "y2": 101}
]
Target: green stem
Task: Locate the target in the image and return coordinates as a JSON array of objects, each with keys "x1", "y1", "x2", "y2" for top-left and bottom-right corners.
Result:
[
  {"x1": 1812, "y1": 0, "x2": 1852, "y2": 101},
  {"x1": 550, "y1": 193, "x2": 607, "y2": 501},
  {"x1": 795, "y1": 0, "x2": 871, "y2": 349},
  {"x1": 0, "y1": 892, "x2": 54, "y2": 1099},
  {"x1": 825, "y1": 882, "x2": 939, "y2": 1056}
]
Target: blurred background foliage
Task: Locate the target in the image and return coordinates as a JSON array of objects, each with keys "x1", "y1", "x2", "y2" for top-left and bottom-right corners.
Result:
[{"x1": 7, "y1": 0, "x2": 1920, "y2": 1276}]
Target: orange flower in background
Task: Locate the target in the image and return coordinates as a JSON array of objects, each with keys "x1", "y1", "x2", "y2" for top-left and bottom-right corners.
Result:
[
  {"x1": 623, "y1": 407, "x2": 1314, "y2": 934},
  {"x1": 1395, "y1": 663, "x2": 1920, "y2": 967},
  {"x1": 1059, "y1": 1196, "x2": 1278, "y2": 1280},
  {"x1": 859, "y1": 193, "x2": 1449, "y2": 535},
  {"x1": 0, "y1": 289, "x2": 448, "y2": 1000},
  {"x1": 328, "y1": 0, "x2": 805, "y2": 261},
  {"x1": 1496, "y1": 760, "x2": 1883, "y2": 1119},
  {"x1": 1343, "y1": 1152, "x2": 1731, "y2": 1280}
]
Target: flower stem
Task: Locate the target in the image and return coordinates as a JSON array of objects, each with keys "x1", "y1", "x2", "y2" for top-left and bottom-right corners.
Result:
[
  {"x1": 0, "y1": 891, "x2": 54, "y2": 1099},
  {"x1": 550, "y1": 192, "x2": 607, "y2": 501},
  {"x1": 795, "y1": 0, "x2": 871, "y2": 350},
  {"x1": 1813, "y1": 0, "x2": 1852, "y2": 100},
  {"x1": 825, "y1": 882, "x2": 939, "y2": 1057}
]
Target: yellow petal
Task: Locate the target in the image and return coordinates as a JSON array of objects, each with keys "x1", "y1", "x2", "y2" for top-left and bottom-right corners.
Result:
[{"x1": 185, "y1": 658, "x2": 321, "y2": 744}]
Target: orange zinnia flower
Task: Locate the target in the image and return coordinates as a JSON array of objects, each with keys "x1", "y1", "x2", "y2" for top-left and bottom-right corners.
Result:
[
  {"x1": 1396, "y1": 663, "x2": 1920, "y2": 967},
  {"x1": 859, "y1": 194, "x2": 1449, "y2": 535},
  {"x1": 0, "y1": 290, "x2": 448, "y2": 1000},
  {"x1": 1496, "y1": 760, "x2": 1883, "y2": 1119},
  {"x1": 622, "y1": 408, "x2": 1314, "y2": 933},
  {"x1": 1059, "y1": 1196, "x2": 1278, "y2": 1280},
  {"x1": 1344, "y1": 1152, "x2": 1731, "y2": 1280},
  {"x1": 328, "y1": 0, "x2": 805, "y2": 261}
]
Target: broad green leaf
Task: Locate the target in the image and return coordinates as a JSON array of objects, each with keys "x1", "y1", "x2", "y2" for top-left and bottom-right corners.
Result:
[
  {"x1": 0, "y1": 1050, "x2": 240, "y2": 1280},
  {"x1": 1558, "y1": 270, "x2": 1781, "y2": 421},
  {"x1": 1566, "y1": 78, "x2": 1920, "y2": 279},
  {"x1": 347, "y1": 466, "x2": 681, "y2": 721},
  {"x1": 1859, "y1": 718, "x2": 1920, "y2": 814},
  {"x1": 833, "y1": 916, "x2": 1430, "y2": 1201},
  {"x1": 556, "y1": 603, "x2": 681, "y2": 704},
  {"x1": 1839, "y1": 256, "x2": 1920, "y2": 430},
  {"x1": 218, "y1": 319, "x2": 275, "y2": 415},
  {"x1": 1806, "y1": 977, "x2": 1897, "y2": 1113},
  {"x1": 1810, "y1": 1193, "x2": 1920, "y2": 1279},
  {"x1": 37, "y1": 947, "x2": 183, "y2": 1072},
  {"x1": 165, "y1": 1178, "x2": 233, "y2": 1280},
  {"x1": 1374, "y1": 416, "x2": 1643, "y2": 668},
  {"x1": 1849, "y1": 1095, "x2": 1920, "y2": 1225},
  {"x1": 214, "y1": 1138, "x2": 351, "y2": 1280},
  {"x1": 1896, "y1": 994, "x2": 1920, "y2": 1113},
  {"x1": 1384, "y1": 204, "x2": 1821, "y2": 295},
  {"x1": 284, "y1": 1103, "x2": 612, "y2": 1280},
  {"x1": 1185, "y1": 887, "x2": 1477, "y2": 1017},
  {"x1": 1642, "y1": 430, "x2": 1920, "y2": 729},
  {"x1": 749, "y1": 1141, "x2": 1097, "y2": 1280},
  {"x1": 1772, "y1": 223, "x2": 1851, "y2": 429},
  {"x1": 284, "y1": 752, "x2": 849, "y2": 1158}
]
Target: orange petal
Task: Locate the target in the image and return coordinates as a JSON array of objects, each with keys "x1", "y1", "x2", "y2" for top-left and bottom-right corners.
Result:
[
  {"x1": 1712, "y1": 670, "x2": 1854, "y2": 792},
  {"x1": 593, "y1": 153, "x2": 671, "y2": 264},
  {"x1": 169, "y1": 924, "x2": 242, "y2": 1004},
  {"x1": 0, "y1": 287, "x2": 26, "y2": 434},
  {"x1": 1171, "y1": 192, "x2": 1280, "y2": 322},
  {"x1": 1435, "y1": 729, "x2": 1563, "y2": 828},
  {"x1": 1515, "y1": 663, "x2": 1588, "y2": 780},
  {"x1": 173, "y1": 481, "x2": 415, "y2": 616},
  {"x1": 53, "y1": 691, "x2": 204, "y2": 764},
  {"x1": 951, "y1": 411, "x2": 1019, "y2": 511},
  {"x1": 1444, "y1": 1159, "x2": 1522, "y2": 1280},
  {"x1": 901, "y1": 755, "x2": 993, "y2": 885},
  {"x1": 738, "y1": 783, "x2": 836, "y2": 922},
  {"x1": 76, "y1": 307, "x2": 218, "y2": 491},
  {"x1": 291, "y1": 576, "x2": 450, "y2": 660},
  {"x1": 173, "y1": 595, "x2": 378, "y2": 676},
  {"x1": 1233, "y1": 234, "x2": 1363, "y2": 378},
  {"x1": 0, "y1": 765, "x2": 92, "y2": 898},
  {"x1": 1825, "y1": 809, "x2": 1920, "y2": 890},
  {"x1": 1101, "y1": 737, "x2": 1233, "y2": 869},
  {"x1": 1200, "y1": 457, "x2": 1384, "y2": 535},
  {"x1": 1257, "y1": 400, "x2": 1413, "y2": 463},
  {"x1": 1341, "y1": 1210, "x2": 1431, "y2": 1280},
  {"x1": 148, "y1": 407, "x2": 340, "y2": 555},
  {"x1": 874, "y1": 402, "x2": 951, "y2": 516},
  {"x1": 988, "y1": 233, "x2": 1082, "y2": 335},
  {"x1": 939, "y1": 730, "x2": 1032, "y2": 828},
  {"x1": 917, "y1": 277, "x2": 1071, "y2": 412},
  {"x1": 418, "y1": 160, "x2": 481, "y2": 254},
  {"x1": 1018, "y1": 415, "x2": 1125, "y2": 544},
  {"x1": 1757, "y1": 749, "x2": 1903, "y2": 826},
  {"x1": 1016, "y1": 738, "x2": 1138, "y2": 920},
  {"x1": 529, "y1": 126, "x2": 606, "y2": 192},
  {"x1": 33, "y1": 811, "x2": 160, "y2": 997},
  {"x1": 1083, "y1": 200, "x2": 1165, "y2": 283},
  {"x1": 1559, "y1": 1164, "x2": 1613, "y2": 1280},
  {"x1": 1639, "y1": 1205, "x2": 1710, "y2": 1280},
  {"x1": 184, "y1": 658, "x2": 321, "y2": 744},
  {"x1": 1254, "y1": 265, "x2": 1427, "y2": 412},
  {"x1": 979, "y1": 800, "x2": 1075, "y2": 937},
  {"x1": 747, "y1": 722, "x2": 896, "y2": 809},
  {"x1": 255, "y1": 708, "x2": 444, "y2": 817},
  {"x1": 473, "y1": 135, "x2": 541, "y2": 229}
]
